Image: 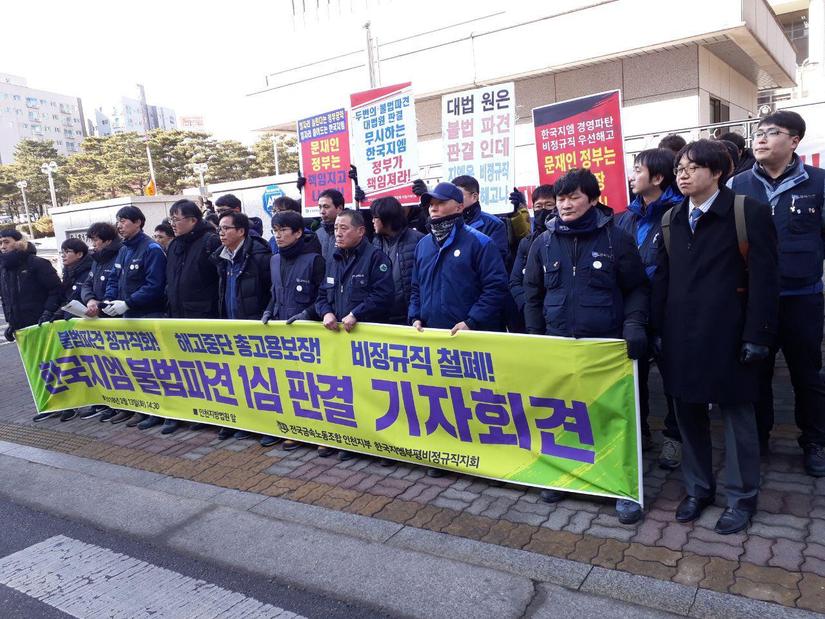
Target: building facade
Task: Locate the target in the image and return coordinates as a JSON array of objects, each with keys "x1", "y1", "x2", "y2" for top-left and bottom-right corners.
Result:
[
  {"x1": 95, "y1": 97, "x2": 178, "y2": 136},
  {"x1": 0, "y1": 73, "x2": 86, "y2": 164},
  {"x1": 247, "y1": 0, "x2": 801, "y2": 184}
]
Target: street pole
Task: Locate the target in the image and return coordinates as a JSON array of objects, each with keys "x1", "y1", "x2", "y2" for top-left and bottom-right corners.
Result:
[
  {"x1": 40, "y1": 161, "x2": 58, "y2": 213},
  {"x1": 15, "y1": 181, "x2": 34, "y2": 239},
  {"x1": 271, "y1": 135, "x2": 280, "y2": 176},
  {"x1": 145, "y1": 141, "x2": 157, "y2": 190},
  {"x1": 364, "y1": 22, "x2": 377, "y2": 88}
]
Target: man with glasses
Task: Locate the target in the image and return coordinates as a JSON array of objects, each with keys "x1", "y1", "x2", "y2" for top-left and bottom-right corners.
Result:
[
  {"x1": 728, "y1": 111, "x2": 825, "y2": 477},
  {"x1": 162, "y1": 199, "x2": 222, "y2": 435},
  {"x1": 103, "y1": 206, "x2": 168, "y2": 428},
  {"x1": 210, "y1": 211, "x2": 272, "y2": 441},
  {"x1": 652, "y1": 139, "x2": 778, "y2": 534}
]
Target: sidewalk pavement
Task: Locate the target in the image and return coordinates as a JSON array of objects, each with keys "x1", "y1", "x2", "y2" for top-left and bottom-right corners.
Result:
[{"x1": 1, "y1": 349, "x2": 824, "y2": 616}]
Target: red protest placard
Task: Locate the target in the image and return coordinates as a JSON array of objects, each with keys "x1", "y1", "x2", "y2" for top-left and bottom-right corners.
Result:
[
  {"x1": 533, "y1": 90, "x2": 628, "y2": 212},
  {"x1": 297, "y1": 108, "x2": 353, "y2": 217}
]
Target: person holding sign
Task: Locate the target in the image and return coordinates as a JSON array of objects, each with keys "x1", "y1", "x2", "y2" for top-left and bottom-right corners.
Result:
[
  {"x1": 314, "y1": 208, "x2": 394, "y2": 459},
  {"x1": 523, "y1": 169, "x2": 649, "y2": 524}
]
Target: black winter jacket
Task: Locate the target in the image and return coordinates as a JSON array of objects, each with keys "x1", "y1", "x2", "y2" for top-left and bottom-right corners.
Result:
[
  {"x1": 60, "y1": 253, "x2": 93, "y2": 319},
  {"x1": 0, "y1": 243, "x2": 62, "y2": 329},
  {"x1": 81, "y1": 240, "x2": 121, "y2": 306},
  {"x1": 211, "y1": 235, "x2": 272, "y2": 320},
  {"x1": 166, "y1": 220, "x2": 222, "y2": 318}
]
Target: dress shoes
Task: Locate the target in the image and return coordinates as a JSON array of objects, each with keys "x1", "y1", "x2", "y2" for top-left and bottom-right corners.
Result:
[
  {"x1": 675, "y1": 495, "x2": 714, "y2": 523},
  {"x1": 714, "y1": 507, "x2": 753, "y2": 535}
]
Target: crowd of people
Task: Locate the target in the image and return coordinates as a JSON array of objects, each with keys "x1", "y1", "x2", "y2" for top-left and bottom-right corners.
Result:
[{"x1": 0, "y1": 109, "x2": 823, "y2": 535}]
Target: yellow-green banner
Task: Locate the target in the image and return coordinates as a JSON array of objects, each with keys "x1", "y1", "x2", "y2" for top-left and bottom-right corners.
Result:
[{"x1": 16, "y1": 319, "x2": 642, "y2": 503}]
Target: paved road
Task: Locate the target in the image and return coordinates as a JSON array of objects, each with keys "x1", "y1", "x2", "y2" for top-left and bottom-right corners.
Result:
[{"x1": 0, "y1": 494, "x2": 387, "y2": 619}]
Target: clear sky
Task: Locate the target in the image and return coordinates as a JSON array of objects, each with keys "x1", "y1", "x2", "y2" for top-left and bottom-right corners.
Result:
[{"x1": 1, "y1": 0, "x2": 537, "y2": 143}]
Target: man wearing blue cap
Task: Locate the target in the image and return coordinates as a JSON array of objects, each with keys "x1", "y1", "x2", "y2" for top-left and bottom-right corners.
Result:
[{"x1": 409, "y1": 181, "x2": 508, "y2": 336}]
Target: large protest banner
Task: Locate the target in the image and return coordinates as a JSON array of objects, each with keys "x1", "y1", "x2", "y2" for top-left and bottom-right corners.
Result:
[
  {"x1": 533, "y1": 90, "x2": 629, "y2": 212},
  {"x1": 297, "y1": 108, "x2": 353, "y2": 217},
  {"x1": 17, "y1": 320, "x2": 642, "y2": 503},
  {"x1": 349, "y1": 82, "x2": 418, "y2": 206},
  {"x1": 441, "y1": 82, "x2": 516, "y2": 215}
]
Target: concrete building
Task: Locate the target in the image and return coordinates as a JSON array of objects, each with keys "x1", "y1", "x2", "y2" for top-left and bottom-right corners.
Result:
[
  {"x1": 95, "y1": 97, "x2": 177, "y2": 136},
  {"x1": 0, "y1": 73, "x2": 86, "y2": 164},
  {"x1": 246, "y1": 0, "x2": 801, "y2": 184}
]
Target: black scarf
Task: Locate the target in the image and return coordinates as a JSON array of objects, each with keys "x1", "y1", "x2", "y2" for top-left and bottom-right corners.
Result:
[
  {"x1": 278, "y1": 237, "x2": 303, "y2": 260},
  {"x1": 429, "y1": 213, "x2": 462, "y2": 245},
  {"x1": 92, "y1": 240, "x2": 121, "y2": 263},
  {"x1": 462, "y1": 201, "x2": 481, "y2": 225},
  {"x1": 533, "y1": 209, "x2": 553, "y2": 235},
  {"x1": 0, "y1": 248, "x2": 29, "y2": 269},
  {"x1": 555, "y1": 206, "x2": 599, "y2": 236},
  {"x1": 322, "y1": 220, "x2": 335, "y2": 235}
]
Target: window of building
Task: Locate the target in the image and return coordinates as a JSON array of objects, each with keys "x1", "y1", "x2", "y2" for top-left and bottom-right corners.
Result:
[
  {"x1": 710, "y1": 96, "x2": 730, "y2": 124},
  {"x1": 13, "y1": 95, "x2": 20, "y2": 101}
]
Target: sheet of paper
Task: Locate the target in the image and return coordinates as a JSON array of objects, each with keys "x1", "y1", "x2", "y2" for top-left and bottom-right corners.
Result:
[{"x1": 61, "y1": 300, "x2": 89, "y2": 318}]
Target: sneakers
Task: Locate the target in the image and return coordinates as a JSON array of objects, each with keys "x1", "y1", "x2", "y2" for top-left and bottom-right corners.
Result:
[
  {"x1": 32, "y1": 412, "x2": 58, "y2": 423},
  {"x1": 233, "y1": 430, "x2": 253, "y2": 440},
  {"x1": 110, "y1": 410, "x2": 134, "y2": 424},
  {"x1": 99, "y1": 408, "x2": 117, "y2": 422},
  {"x1": 282, "y1": 440, "x2": 301, "y2": 451},
  {"x1": 80, "y1": 407, "x2": 105, "y2": 420},
  {"x1": 338, "y1": 450, "x2": 356, "y2": 461},
  {"x1": 217, "y1": 427, "x2": 234, "y2": 440},
  {"x1": 658, "y1": 438, "x2": 682, "y2": 470},
  {"x1": 59, "y1": 409, "x2": 78, "y2": 422},
  {"x1": 317, "y1": 446, "x2": 335, "y2": 457},
  {"x1": 804, "y1": 443, "x2": 825, "y2": 477},
  {"x1": 616, "y1": 499, "x2": 643, "y2": 524}
]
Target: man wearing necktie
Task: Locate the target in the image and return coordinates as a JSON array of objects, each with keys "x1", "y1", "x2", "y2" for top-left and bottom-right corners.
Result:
[{"x1": 651, "y1": 139, "x2": 779, "y2": 535}]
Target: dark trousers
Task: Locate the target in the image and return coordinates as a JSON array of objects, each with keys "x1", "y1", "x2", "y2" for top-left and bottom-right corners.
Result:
[
  {"x1": 675, "y1": 400, "x2": 760, "y2": 511},
  {"x1": 755, "y1": 293, "x2": 825, "y2": 447},
  {"x1": 638, "y1": 355, "x2": 680, "y2": 440}
]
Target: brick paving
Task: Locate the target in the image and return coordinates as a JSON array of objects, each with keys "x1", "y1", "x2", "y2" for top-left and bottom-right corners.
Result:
[{"x1": 2, "y1": 349, "x2": 825, "y2": 613}]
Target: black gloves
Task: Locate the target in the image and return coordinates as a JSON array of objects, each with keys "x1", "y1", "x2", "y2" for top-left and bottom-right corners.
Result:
[
  {"x1": 509, "y1": 187, "x2": 526, "y2": 209},
  {"x1": 38, "y1": 311, "x2": 53, "y2": 326},
  {"x1": 348, "y1": 164, "x2": 358, "y2": 183},
  {"x1": 286, "y1": 310, "x2": 309, "y2": 325},
  {"x1": 354, "y1": 186, "x2": 366, "y2": 203},
  {"x1": 623, "y1": 321, "x2": 648, "y2": 361},
  {"x1": 4, "y1": 326, "x2": 14, "y2": 342},
  {"x1": 261, "y1": 311, "x2": 272, "y2": 325},
  {"x1": 296, "y1": 169, "x2": 306, "y2": 192},
  {"x1": 412, "y1": 179, "x2": 428, "y2": 197},
  {"x1": 740, "y1": 342, "x2": 770, "y2": 365}
]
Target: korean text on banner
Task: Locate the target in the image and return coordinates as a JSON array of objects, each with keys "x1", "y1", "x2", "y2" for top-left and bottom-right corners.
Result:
[
  {"x1": 17, "y1": 320, "x2": 642, "y2": 503},
  {"x1": 533, "y1": 90, "x2": 629, "y2": 212},
  {"x1": 349, "y1": 82, "x2": 418, "y2": 206},
  {"x1": 297, "y1": 109, "x2": 353, "y2": 217},
  {"x1": 442, "y1": 83, "x2": 516, "y2": 215}
]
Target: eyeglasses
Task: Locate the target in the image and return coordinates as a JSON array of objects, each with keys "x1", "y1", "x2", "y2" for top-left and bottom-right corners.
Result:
[
  {"x1": 533, "y1": 201, "x2": 555, "y2": 209},
  {"x1": 674, "y1": 164, "x2": 707, "y2": 177},
  {"x1": 218, "y1": 225, "x2": 239, "y2": 232},
  {"x1": 169, "y1": 217, "x2": 193, "y2": 224},
  {"x1": 751, "y1": 128, "x2": 795, "y2": 140}
]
